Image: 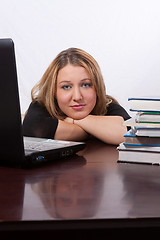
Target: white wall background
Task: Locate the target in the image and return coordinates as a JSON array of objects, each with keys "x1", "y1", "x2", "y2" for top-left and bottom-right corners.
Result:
[{"x1": 1, "y1": 0, "x2": 160, "y2": 115}]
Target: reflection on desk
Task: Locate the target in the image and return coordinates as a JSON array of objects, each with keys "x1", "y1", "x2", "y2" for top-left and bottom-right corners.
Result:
[
  {"x1": 29, "y1": 167, "x2": 103, "y2": 219},
  {"x1": 1, "y1": 139, "x2": 160, "y2": 238},
  {"x1": 119, "y1": 163, "x2": 160, "y2": 218}
]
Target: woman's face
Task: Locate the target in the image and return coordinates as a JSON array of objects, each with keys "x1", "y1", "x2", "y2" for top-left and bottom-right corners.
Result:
[{"x1": 56, "y1": 64, "x2": 97, "y2": 120}]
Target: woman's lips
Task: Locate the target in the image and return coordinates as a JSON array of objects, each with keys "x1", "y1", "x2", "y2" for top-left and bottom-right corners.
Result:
[{"x1": 71, "y1": 104, "x2": 85, "y2": 110}]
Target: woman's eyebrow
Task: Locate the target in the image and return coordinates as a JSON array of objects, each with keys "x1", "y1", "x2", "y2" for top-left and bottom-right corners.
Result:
[
  {"x1": 58, "y1": 78, "x2": 92, "y2": 85},
  {"x1": 58, "y1": 80, "x2": 71, "y2": 84},
  {"x1": 80, "y1": 78, "x2": 92, "y2": 81}
]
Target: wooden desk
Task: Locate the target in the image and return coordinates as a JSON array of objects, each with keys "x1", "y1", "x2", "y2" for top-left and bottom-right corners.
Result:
[{"x1": 1, "y1": 139, "x2": 160, "y2": 239}]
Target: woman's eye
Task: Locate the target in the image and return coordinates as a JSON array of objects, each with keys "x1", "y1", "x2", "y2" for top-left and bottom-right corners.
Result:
[
  {"x1": 62, "y1": 85, "x2": 72, "y2": 90},
  {"x1": 82, "y1": 83, "x2": 92, "y2": 88}
]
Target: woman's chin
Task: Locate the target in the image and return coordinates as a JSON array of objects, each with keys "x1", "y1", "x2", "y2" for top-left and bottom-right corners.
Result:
[{"x1": 70, "y1": 114, "x2": 88, "y2": 120}]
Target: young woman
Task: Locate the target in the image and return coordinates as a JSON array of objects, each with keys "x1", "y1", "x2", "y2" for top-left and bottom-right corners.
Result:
[{"x1": 23, "y1": 48, "x2": 130, "y2": 145}]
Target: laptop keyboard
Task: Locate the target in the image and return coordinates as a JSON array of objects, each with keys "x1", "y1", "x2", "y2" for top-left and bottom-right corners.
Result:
[{"x1": 24, "y1": 139, "x2": 71, "y2": 151}]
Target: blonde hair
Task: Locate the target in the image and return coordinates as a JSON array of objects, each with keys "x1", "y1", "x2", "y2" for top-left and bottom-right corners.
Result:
[{"x1": 31, "y1": 48, "x2": 117, "y2": 119}]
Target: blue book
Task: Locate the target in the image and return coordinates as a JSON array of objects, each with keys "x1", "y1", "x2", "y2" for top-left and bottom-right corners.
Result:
[
  {"x1": 128, "y1": 97, "x2": 160, "y2": 112},
  {"x1": 135, "y1": 127, "x2": 160, "y2": 137},
  {"x1": 117, "y1": 143, "x2": 160, "y2": 165},
  {"x1": 123, "y1": 129, "x2": 160, "y2": 147}
]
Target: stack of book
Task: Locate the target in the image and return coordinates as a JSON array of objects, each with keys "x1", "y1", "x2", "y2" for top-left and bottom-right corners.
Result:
[{"x1": 117, "y1": 97, "x2": 160, "y2": 165}]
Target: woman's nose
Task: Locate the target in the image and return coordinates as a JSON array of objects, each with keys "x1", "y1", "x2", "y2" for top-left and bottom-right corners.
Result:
[{"x1": 72, "y1": 87, "x2": 82, "y2": 101}]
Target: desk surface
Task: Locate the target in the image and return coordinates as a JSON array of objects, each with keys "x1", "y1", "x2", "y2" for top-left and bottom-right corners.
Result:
[{"x1": 1, "y1": 139, "x2": 160, "y2": 235}]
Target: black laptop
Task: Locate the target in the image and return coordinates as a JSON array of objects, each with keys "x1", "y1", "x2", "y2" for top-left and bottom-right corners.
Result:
[{"x1": 0, "y1": 38, "x2": 85, "y2": 168}]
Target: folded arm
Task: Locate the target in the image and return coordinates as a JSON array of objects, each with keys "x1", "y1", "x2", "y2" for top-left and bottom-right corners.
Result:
[
  {"x1": 74, "y1": 115, "x2": 127, "y2": 145},
  {"x1": 55, "y1": 115, "x2": 127, "y2": 145}
]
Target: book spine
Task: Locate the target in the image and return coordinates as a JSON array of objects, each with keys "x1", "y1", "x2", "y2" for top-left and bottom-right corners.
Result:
[{"x1": 123, "y1": 142, "x2": 160, "y2": 147}]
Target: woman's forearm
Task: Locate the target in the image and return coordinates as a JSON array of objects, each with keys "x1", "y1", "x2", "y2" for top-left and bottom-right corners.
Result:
[
  {"x1": 54, "y1": 120, "x2": 88, "y2": 141},
  {"x1": 74, "y1": 115, "x2": 127, "y2": 145}
]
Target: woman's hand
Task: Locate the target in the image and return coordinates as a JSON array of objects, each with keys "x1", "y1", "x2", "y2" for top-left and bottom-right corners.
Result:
[
  {"x1": 54, "y1": 118, "x2": 89, "y2": 141},
  {"x1": 64, "y1": 117, "x2": 74, "y2": 124}
]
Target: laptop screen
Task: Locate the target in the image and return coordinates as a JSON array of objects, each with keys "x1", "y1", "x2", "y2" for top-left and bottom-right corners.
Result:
[{"x1": 0, "y1": 39, "x2": 25, "y2": 166}]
